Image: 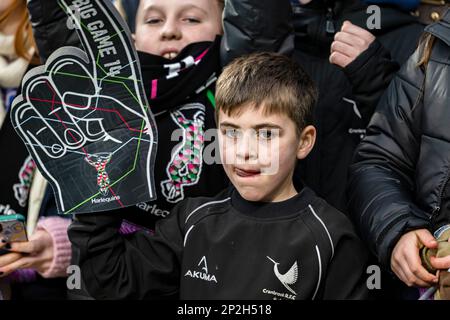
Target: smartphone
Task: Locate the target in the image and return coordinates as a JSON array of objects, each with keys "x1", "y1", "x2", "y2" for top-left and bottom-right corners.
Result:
[{"x1": 0, "y1": 214, "x2": 28, "y2": 243}]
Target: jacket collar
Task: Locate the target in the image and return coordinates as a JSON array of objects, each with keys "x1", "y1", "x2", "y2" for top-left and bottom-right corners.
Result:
[{"x1": 425, "y1": 8, "x2": 450, "y2": 47}]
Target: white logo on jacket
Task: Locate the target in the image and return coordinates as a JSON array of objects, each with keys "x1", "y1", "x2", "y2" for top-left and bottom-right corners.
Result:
[
  {"x1": 184, "y1": 256, "x2": 218, "y2": 283},
  {"x1": 266, "y1": 256, "x2": 298, "y2": 297},
  {"x1": 343, "y1": 97, "x2": 367, "y2": 139},
  {"x1": 343, "y1": 97, "x2": 362, "y2": 119}
]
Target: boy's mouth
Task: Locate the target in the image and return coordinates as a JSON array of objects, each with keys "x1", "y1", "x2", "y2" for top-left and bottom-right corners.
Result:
[
  {"x1": 162, "y1": 51, "x2": 178, "y2": 60},
  {"x1": 234, "y1": 167, "x2": 261, "y2": 178}
]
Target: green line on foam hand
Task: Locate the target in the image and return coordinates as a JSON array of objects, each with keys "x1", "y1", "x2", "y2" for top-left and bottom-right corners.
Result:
[{"x1": 207, "y1": 90, "x2": 216, "y2": 109}]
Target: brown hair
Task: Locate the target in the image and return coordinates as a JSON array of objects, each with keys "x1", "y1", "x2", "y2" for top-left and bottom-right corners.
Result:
[
  {"x1": 0, "y1": 0, "x2": 38, "y2": 64},
  {"x1": 215, "y1": 52, "x2": 317, "y2": 135},
  {"x1": 417, "y1": 33, "x2": 436, "y2": 69}
]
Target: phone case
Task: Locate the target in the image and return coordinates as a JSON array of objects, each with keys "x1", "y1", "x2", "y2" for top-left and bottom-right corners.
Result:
[{"x1": 0, "y1": 214, "x2": 28, "y2": 242}]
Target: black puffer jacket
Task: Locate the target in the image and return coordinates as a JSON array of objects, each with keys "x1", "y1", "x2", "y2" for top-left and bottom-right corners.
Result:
[
  {"x1": 348, "y1": 9, "x2": 450, "y2": 271},
  {"x1": 292, "y1": 0, "x2": 424, "y2": 212}
]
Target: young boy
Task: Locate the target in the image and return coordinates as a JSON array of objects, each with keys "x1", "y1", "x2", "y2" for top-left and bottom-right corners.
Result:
[{"x1": 68, "y1": 52, "x2": 368, "y2": 300}]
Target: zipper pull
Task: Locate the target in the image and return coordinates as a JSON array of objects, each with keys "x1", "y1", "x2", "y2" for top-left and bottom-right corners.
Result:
[
  {"x1": 326, "y1": 7, "x2": 336, "y2": 34},
  {"x1": 431, "y1": 206, "x2": 440, "y2": 219}
]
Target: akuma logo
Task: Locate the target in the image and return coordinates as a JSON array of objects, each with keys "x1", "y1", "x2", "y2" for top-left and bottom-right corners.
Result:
[{"x1": 184, "y1": 256, "x2": 218, "y2": 283}]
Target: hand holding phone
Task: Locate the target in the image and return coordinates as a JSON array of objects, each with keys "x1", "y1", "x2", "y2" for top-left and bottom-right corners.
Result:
[{"x1": 0, "y1": 215, "x2": 62, "y2": 277}]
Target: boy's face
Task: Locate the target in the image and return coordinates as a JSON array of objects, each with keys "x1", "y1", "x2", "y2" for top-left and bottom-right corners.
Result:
[
  {"x1": 135, "y1": 0, "x2": 223, "y2": 58},
  {"x1": 218, "y1": 105, "x2": 316, "y2": 203}
]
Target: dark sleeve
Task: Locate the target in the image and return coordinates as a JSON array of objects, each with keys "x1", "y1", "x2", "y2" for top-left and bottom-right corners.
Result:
[
  {"x1": 68, "y1": 204, "x2": 187, "y2": 299},
  {"x1": 27, "y1": 0, "x2": 82, "y2": 63},
  {"x1": 322, "y1": 233, "x2": 369, "y2": 300},
  {"x1": 343, "y1": 39, "x2": 400, "y2": 125},
  {"x1": 347, "y1": 49, "x2": 430, "y2": 271},
  {"x1": 221, "y1": 0, "x2": 294, "y2": 66}
]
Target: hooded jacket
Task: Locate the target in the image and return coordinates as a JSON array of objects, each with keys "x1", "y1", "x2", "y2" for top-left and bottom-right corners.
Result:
[{"x1": 348, "y1": 9, "x2": 450, "y2": 270}]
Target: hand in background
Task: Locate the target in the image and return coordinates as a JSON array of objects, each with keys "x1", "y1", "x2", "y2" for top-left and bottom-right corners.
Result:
[
  {"x1": 391, "y1": 229, "x2": 439, "y2": 287},
  {"x1": 330, "y1": 21, "x2": 376, "y2": 68},
  {"x1": 0, "y1": 229, "x2": 53, "y2": 276}
]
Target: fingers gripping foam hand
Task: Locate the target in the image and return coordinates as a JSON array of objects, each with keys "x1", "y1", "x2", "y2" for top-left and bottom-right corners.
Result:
[{"x1": 10, "y1": 0, "x2": 158, "y2": 214}]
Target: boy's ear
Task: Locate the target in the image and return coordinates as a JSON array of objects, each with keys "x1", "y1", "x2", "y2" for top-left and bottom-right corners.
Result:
[
  {"x1": 131, "y1": 33, "x2": 136, "y2": 44},
  {"x1": 297, "y1": 125, "x2": 316, "y2": 160}
]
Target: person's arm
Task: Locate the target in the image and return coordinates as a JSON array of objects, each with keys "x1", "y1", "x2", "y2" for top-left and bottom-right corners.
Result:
[
  {"x1": 27, "y1": 0, "x2": 81, "y2": 63},
  {"x1": 221, "y1": 0, "x2": 294, "y2": 66},
  {"x1": 35, "y1": 216, "x2": 72, "y2": 278},
  {"x1": 343, "y1": 41, "x2": 399, "y2": 125},
  {"x1": 331, "y1": 21, "x2": 400, "y2": 125},
  {"x1": 68, "y1": 204, "x2": 186, "y2": 299},
  {"x1": 347, "y1": 49, "x2": 431, "y2": 273}
]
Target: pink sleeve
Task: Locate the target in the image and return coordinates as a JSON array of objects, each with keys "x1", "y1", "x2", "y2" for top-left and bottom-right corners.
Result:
[{"x1": 36, "y1": 217, "x2": 72, "y2": 278}]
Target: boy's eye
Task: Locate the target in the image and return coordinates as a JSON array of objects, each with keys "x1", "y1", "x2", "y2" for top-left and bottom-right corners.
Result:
[
  {"x1": 258, "y1": 129, "x2": 277, "y2": 140},
  {"x1": 145, "y1": 18, "x2": 162, "y2": 25},
  {"x1": 224, "y1": 129, "x2": 240, "y2": 139},
  {"x1": 183, "y1": 17, "x2": 201, "y2": 24}
]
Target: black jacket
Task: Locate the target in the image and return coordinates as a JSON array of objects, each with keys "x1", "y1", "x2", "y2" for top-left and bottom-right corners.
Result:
[
  {"x1": 292, "y1": 0, "x2": 424, "y2": 212},
  {"x1": 347, "y1": 9, "x2": 450, "y2": 271},
  {"x1": 68, "y1": 186, "x2": 368, "y2": 300}
]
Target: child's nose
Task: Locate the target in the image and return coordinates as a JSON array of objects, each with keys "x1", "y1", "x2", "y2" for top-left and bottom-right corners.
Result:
[
  {"x1": 160, "y1": 20, "x2": 182, "y2": 41},
  {"x1": 236, "y1": 133, "x2": 257, "y2": 161}
]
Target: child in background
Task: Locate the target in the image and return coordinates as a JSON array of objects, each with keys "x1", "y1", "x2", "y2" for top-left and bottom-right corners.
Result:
[{"x1": 68, "y1": 52, "x2": 368, "y2": 300}]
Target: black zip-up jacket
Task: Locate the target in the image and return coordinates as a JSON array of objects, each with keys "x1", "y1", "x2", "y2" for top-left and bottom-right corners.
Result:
[
  {"x1": 68, "y1": 186, "x2": 368, "y2": 300},
  {"x1": 347, "y1": 9, "x2": 450, "y2": 271},
  {"x1": 292, "y1": 0, "x2": 424, "y2": 212}
]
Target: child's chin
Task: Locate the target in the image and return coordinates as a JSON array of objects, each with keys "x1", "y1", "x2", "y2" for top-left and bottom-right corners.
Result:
[{"x1": 238, "y1": 190, "x2": 267, "y2": 203}]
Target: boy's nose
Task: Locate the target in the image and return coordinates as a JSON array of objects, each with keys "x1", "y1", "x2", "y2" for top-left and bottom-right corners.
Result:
[
  {"x1": 236, "y1": 133, "x2": 257, "y2": 161},
  {"x1": 160, "y1": 21, "x2": 182, "y2": 41}
]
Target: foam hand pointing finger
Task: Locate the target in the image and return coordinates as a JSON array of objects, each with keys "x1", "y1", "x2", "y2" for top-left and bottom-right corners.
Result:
[{"x1": 11, "y1": 0, "x2": 158, "y2": 214}]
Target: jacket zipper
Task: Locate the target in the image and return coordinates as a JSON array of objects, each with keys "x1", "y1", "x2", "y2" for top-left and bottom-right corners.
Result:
[
  {"x1": 432, "y1": 169, "x2": 450, "y2": 220},
  {"x1": 325, "y1": 7, "x2": 336, "y2": 34}
]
